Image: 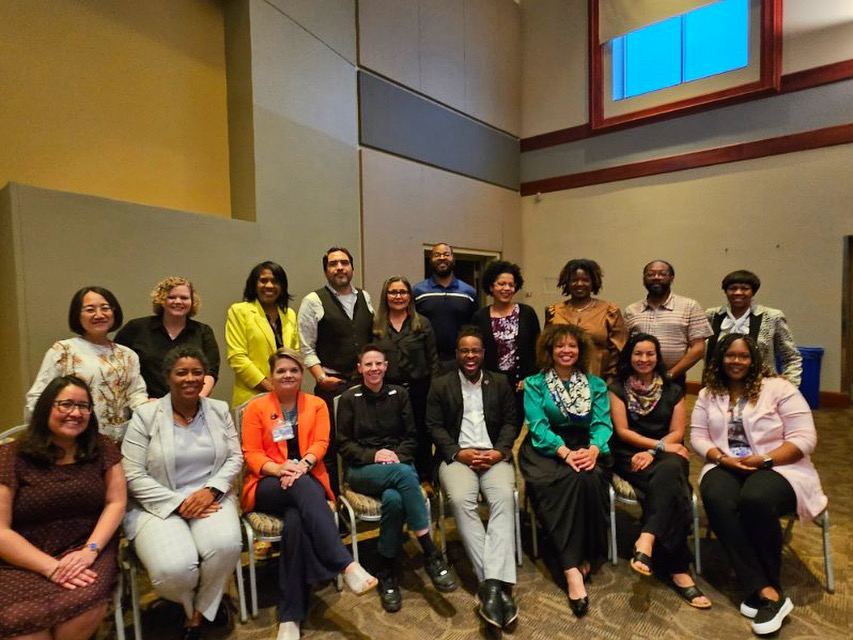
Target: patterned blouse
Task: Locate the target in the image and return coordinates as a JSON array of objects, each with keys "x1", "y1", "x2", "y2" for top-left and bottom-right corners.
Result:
[
  {"x1": 25, "y1": 337, "x2": 149, "y2": 442},
  {"x1": 490, "y1": 304, "x2": 520, "y2": 375}
]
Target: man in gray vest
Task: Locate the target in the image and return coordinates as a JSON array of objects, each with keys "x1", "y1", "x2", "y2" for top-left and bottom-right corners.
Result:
[{"x1": 298, "y1": 246, "x2": 374, "y2": 491}]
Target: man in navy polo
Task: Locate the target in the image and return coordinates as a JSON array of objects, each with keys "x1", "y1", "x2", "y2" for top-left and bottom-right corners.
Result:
[{"x1": 414, "y1": 243, "x2": 478, "y2": 371}]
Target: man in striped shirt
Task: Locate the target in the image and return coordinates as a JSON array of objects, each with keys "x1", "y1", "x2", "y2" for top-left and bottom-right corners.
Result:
[{"x1": 623, "y1": 260, "x2": 712, "y2": 388}]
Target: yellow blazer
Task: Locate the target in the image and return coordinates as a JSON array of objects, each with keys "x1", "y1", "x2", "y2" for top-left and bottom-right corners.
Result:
[{"x1": 226, "y1": 300, "x2": 299, "y2": 407}]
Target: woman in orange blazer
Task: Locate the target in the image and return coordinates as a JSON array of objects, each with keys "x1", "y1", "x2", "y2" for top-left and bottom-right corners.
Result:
[{"x1": 240, "y1": 347, "x2": 375, "y2": 640}]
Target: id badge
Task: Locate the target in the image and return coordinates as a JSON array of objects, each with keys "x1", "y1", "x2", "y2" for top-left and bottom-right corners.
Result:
[{"x1": 271, "y1": 418, "x2": 295, "y2": 442}]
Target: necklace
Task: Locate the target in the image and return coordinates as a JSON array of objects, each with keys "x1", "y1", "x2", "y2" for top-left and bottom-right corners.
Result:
[{"x1": 172, "y1": 404, "x2": 199, "y2": 425}]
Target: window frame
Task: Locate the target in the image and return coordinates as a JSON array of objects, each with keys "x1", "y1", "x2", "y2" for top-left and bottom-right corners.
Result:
[{"x1": 589, "y1": 0, "x2": 782, "y2": 131}]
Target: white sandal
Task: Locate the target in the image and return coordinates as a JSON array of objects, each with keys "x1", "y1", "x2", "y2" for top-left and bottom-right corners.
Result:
[
  {"x1": 276, "y1": 621, "x2": 300, "y2": 640},
  {"x1": 343, "y1": 563, "x2": 378, "y2": 595}
]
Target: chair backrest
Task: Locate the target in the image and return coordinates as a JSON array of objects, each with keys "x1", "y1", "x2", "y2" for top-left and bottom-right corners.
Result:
[
  {"x1": 0, "y1": 424, "x2": 28, "y2": 445},
  {"x1": 233, "y1": 393, "x2": 266, "y2": 442},
  {"x1": 333, "y1": 395, "x2": 345, "y2": 492}
]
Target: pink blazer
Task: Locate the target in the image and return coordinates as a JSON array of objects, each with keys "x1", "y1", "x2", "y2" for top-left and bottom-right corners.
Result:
[{"x1": 690, "y1": 377, "x2": 827, "y2": 521}]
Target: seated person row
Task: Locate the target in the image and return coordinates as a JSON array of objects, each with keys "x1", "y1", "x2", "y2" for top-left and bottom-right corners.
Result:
[
  {"x1": 691, "y1": 334, "x2": 826, "y2": 637},
  {"x1": 426, "y1": 326, "x2": 520, "y2": 630},
  {"x1": 121, "y1": 346, "x2": 243, "y2": 640},
  {"x1": 1, "y1": 376, "x2": 126, "y2": 640},
  {"x1": 336, "y1": 345, "x2": 457, "y2": 614},
  {"x1": 241, "y1": 347, "x2": 376, "y2": 640}
]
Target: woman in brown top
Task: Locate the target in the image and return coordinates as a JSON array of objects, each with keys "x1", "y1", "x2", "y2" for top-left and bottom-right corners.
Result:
[{"x1": 546, "y1": 259, "x2": 627, "y2": 383}]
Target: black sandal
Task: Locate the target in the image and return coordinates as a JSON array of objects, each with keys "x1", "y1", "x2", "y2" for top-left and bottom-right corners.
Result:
[
  {"x1": 630, "y1": 547, "x2": 653, "y2": 577},
  {"x1": 670, "y1": 582, "x2": 712, "y2": 609}
]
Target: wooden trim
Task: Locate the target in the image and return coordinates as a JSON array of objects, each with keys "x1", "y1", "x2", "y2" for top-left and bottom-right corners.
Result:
[
  {"x1": 521, "y1": 57, "x2": 853, "y2": 151},
  {"x1": 520, "y1": 122, "x2": 853, "y2": 196},
  {"x1": 781, "y1": 58, "x2": 853, "y2": 93},
  {"x1": 683, "y1": 383, "x2": 849, "y2": 408}
]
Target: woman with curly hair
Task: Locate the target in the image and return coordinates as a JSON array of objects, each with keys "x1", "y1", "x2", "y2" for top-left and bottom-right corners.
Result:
[
  {"x1": 472, "y1": 260, "x2": 540, "y2": 427},
  {"x1": 544, "y1": 258, "x2": 626, "y2": 383},
  {"x1": 116, "y1": 277, "x2": 220, "y2": 398},
  {"x1": 691, "y1": 334, "x2": 827, "y2": 636},
  {"x1": 519, "y1": 324, "x2": 613, "y2": 617}
]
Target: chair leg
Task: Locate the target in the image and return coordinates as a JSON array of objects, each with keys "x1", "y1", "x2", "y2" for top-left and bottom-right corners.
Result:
[
  {"x1": 819, "y1": 510, "x2": 835, "y2": 593},
  {"x1": 335, "y1": 511, "x2": 343, "y2": 592},
  {"x1": 129, "y1": 557, "x2": 142, "y2": 640},
  {"x1": 528, "y1": 497, "x2": 539, "y2": 559},
  {"x1": 339, "y1": 496, "x2": 359, "y2": 563},
  {"x1": 609, "y1": 485, "x2": 617, "y2": 565},
  {"x1": 513, "y1": 488, "x2": 522, "y2": 567},
  {"x1": 437, "y1": 487, "x2": 447, "y2": 557},
  {"x1": 692, "y1": 492, "x2": 702, "y2": 575},
  {"x1": 234, "y1": 557, "x2": 248, "y2": 623},
  {"x1": 114, "y1": 570, "x2": 125, "y2": 640},
  {"x1": 425, "y1": 491, "x2": 433, "y2": 538},
  {"x1": 242, "y1": 520, "x2": 258, "y2": 618}
]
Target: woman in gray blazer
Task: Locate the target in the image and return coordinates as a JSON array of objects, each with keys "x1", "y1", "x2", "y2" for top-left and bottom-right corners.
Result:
[{"x1": 122, "y1": 345, "x2": 243, "y2": 640}]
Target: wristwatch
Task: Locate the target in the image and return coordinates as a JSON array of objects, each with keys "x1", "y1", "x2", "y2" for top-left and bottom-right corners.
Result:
[
  {"x1": 761, "y1": 455, "x2": 774, "y2": 469},
  {"x1": 207, "y1": 487, "x2": 224, "y2": 501},
  {"x1": 85, "y1": 542, "x2": 100, "y2": 554},
  {"x1": 654, "y1": 440, "x2": 666, "y2": 455}
]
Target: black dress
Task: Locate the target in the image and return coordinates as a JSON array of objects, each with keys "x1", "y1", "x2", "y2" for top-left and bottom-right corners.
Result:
[{"x1": 609, "y1": 382, "x2": 693, "y2": 573}]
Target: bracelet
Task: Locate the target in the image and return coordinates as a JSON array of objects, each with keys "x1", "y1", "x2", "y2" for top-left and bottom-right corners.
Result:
[
  {"x1": 301, "y1": 457, "x2": 314, "y2": 470},
  {"x1": 654, "y1": 440, "x2": 665, "y2": 455},
  {"x1": 715, "y1": 453, "x2": 728, "y2": 464},
  {"x1": 84, "y1": 541, "x2": 100, "y2": 555},
  {"x1": 563, "y1": 451, "x2": 571, "y2": 462}
]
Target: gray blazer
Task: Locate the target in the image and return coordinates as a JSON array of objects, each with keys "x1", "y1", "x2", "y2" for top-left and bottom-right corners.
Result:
[{"x1": 121, "y1": 395, "x2": 243, "y2": 540}]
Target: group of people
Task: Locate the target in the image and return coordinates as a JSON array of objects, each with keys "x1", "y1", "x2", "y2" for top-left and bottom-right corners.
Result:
[{"x1": 0, "y1": 244, "x2": 826, "y2": 640}]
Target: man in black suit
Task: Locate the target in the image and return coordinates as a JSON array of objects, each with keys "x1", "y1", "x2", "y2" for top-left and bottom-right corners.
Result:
[{"x1": 426, "y1": 326, "x2": 520, "y2": 630}]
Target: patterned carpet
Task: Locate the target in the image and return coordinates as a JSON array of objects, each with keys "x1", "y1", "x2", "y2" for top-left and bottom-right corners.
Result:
[{"x1": 124, "y1": 400, "x2": 851, "y2": 640}]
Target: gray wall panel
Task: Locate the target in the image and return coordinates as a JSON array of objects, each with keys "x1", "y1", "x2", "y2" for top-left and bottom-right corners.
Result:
[{"x1": 358, "y1": 71, "x2": 519, "y2": 190}]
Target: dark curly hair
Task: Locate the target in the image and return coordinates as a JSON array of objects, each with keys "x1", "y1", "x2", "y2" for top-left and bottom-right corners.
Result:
[
  {"x1": 18, "y1": 376, "x2": 101, "y2": 466},
  {"x1": 704, "y1": 334, "x2": 773, "y2": 403},
  {"x1": 616, "y1": 333, "x2": 669, "y2": 385},
  {"x1": 557, "y1": 259, "x2": 603, "y2": 296},
  {"x1": 481, "y1": 260, "x2": 524, "y2": 294},
  {"x1": 536, "y1": 324, "x2": 592, "y2": 373}
]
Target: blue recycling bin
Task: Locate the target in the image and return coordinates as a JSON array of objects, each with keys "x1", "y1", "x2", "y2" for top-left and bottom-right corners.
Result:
[{"x1": 797, "y1": 346, "x2": 824, "y2": 410}]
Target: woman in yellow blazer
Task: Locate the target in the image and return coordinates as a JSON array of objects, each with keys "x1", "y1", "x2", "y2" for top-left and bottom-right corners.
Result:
[{"x1": 226, "y1": 261, "x2": 299, "y2": 407}]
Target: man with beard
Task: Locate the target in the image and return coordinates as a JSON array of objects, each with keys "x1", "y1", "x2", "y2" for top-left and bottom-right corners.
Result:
[
  {"x1": 414, "y1": 243, "x2": 478, "y2": 371},
  {"x1": 623, "y1": 260, "x2": 711, "y2": 389},
  {"x1": 298, "y1": 246, "x2": 374, "y2": 490},
  {"x1": 426, "y1": 326, "x2": 519, "y2": 630}
]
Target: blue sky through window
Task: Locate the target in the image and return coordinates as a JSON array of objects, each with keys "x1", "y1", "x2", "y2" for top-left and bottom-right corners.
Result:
[{"x1": 612, "y1": 0, "x2": 749, "y2": 101}]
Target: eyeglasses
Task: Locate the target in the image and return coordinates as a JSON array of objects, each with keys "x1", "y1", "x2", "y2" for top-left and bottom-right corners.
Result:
[
  {"x1": 387, "y1": 290, "x2": 410, "y2": 297},
  {"x1": 53, "y1": 400, "x2": 93, "y2": 414},
  {"x1": 457, "y1": 348, "x2": 484, "y2": 356},
  {"x1": 723, "y1": 353, "x2": 751, "y2": 362},
  {"x1": 81, "y1": 305, "x2": 113, "y2": 315}
]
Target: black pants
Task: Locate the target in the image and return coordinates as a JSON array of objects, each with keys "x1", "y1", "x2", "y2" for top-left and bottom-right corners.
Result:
[
  {"x1": 254, "y1": 476, "x2": 352, "y2": 622},
  {"x1": 615, "y1": 452, "x2": 693, "y2": 574},
  {"x1": 403, "y1": 378, "x2": 433, "y2": 480},
  {"x1": 700, "y1": 466, "x2": 796, "y2": 595}
]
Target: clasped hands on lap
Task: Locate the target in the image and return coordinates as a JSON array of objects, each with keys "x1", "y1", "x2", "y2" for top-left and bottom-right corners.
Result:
[
  {"x1": 47, "y1": 547, "x2": 100, "y2": 591},
  {"x1": 556, "y1": 444, "x2": 599, "y2": 472},
  {"x1": 454, "y1": 448, "x2": 503, "y2": 471}
]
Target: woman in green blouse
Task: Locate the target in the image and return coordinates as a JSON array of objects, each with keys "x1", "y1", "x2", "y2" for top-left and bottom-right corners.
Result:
[{"x1": 519, "y1": 324, "x2": 613, "y2": 618}]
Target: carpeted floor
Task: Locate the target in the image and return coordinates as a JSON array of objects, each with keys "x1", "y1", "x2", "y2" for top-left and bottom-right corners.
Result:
[{"x1": 123, "y1": 400, "x2": 851, "y2": 640}]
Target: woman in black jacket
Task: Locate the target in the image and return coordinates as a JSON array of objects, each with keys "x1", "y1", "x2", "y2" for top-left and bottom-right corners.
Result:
[{"x1": 472, "y1": 261, "x2": 541, "y2": 426}]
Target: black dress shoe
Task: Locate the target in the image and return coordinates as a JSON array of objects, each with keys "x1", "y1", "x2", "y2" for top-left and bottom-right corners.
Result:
[
  {"x1": 424, "y1": 553, "x2": 458, "y2": 592},
  {"x1": 378, "y1": 574, "x2": 402, "y2": 613},
  {"x1": 499, "y1": 584, "x2": 518, "y2": 627},
  {"x1": 478, "y1": 581, "x2": 504, "y2": 629},
  {"x1": 180, "y1": 626, "x2": 201, "y2": 640},
  {"x1": 568, "y1": 595, "x2": 589, "y2": 618}
]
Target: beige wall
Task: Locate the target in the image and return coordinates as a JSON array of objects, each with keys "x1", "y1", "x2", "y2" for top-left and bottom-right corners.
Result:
[
  {"x1": 520, "y1": 144, "x2": 853, "y2": 390},
  {"x1": 358, "y1": 0, "x2": 521, "y2": 135},
  {"x1": 360, "y1": 148, "x2": 522, "y2": 297},
  {"x1": 0, "y1": 0, "x2": 231, "y2": 217},
  {"x1": 521, "y1": 0, "x2": 853, "y2": 138}
]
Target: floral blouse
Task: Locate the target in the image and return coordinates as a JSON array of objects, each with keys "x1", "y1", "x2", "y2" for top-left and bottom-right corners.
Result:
[
  {"x1": 25, "y1": 337, "x2": 149, "y2": 442},
  {"x1": 490, "y1": 304, "x2": 520, "y2": 375}
]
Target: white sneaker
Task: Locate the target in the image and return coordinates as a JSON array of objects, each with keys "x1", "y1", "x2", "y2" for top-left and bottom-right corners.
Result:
[
  {"x1": 751, "y1": 597, "x2": 793, "y2": 635},
  {"x1": 740, "y1": 593, "x2": 763, "y2": 618},
  {"x1": 276, "y1": 621, "x2": 300, "y2": 640}
]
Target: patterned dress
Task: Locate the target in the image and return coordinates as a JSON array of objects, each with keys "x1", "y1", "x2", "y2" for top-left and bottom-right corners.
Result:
[
  {"x1": 0, "y1": 437, "x2": 122, "y2": 637},
  {"x1": 25, "y1": 337, "x2": 149, "y2": 442}
]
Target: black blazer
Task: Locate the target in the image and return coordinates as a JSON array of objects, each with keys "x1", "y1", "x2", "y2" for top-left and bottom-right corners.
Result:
[
  {"x1": 471, "y1": 304, "x2": 541, "y2": 383},
  {"x1": 426, "y1": 369, "x2": 518, "y2": 465}
]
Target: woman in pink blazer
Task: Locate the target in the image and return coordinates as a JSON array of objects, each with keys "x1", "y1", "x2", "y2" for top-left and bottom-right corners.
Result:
[{"x1": 691, "y1": 334, "x2": 827, "y2": 637}]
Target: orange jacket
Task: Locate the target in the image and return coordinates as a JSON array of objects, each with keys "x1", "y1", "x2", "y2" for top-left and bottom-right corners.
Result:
[{"x1": 240, "y1": 392, "x2": 333, "y2": 511}]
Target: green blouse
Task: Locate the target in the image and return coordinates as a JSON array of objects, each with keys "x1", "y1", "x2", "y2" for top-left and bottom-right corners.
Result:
[{"x1": 523, "y1": 371, "x2": 612, "y2": 456}]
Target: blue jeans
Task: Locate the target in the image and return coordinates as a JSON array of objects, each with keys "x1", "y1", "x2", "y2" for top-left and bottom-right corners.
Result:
[{"x1": 346, "y1": 463, "x2": 429, "y2": 558}]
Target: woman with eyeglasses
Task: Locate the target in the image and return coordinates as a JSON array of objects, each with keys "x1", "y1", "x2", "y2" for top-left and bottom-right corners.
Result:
[
  {"x1": 1, "y1": 375, "x2": 127, "y2": 640},
  {"x1": 25, "y1": 286, "x2": 148, "y2": 442},
  {"x1": 371, "y1": 276, "x2": 440, "y2": 479},
  {"x1": 472, "y1": 260, "x2": 541, "y2": 427},
  {"x1": 691, "y1": 334, "x2": 827, "y2": 636}
]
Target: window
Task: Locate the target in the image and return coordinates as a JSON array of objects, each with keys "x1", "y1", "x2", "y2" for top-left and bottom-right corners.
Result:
[{"x1": 612, "y1": 0, "x2": 749, "y2": 101}]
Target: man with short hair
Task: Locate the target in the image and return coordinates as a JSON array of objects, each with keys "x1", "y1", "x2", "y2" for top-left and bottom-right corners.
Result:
[
  {"x1": 297, "y1": 247, "x2": 374, "y2": 490},
  {"x1": 426, "y1": 326, "x2": 519, "y2": 630},
  {"x1": 414, "y1": 243, "x2": 478, "y2": 370},
  {"x1": 623, "y1": 260, "x2": 712, "y2": 388}
]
